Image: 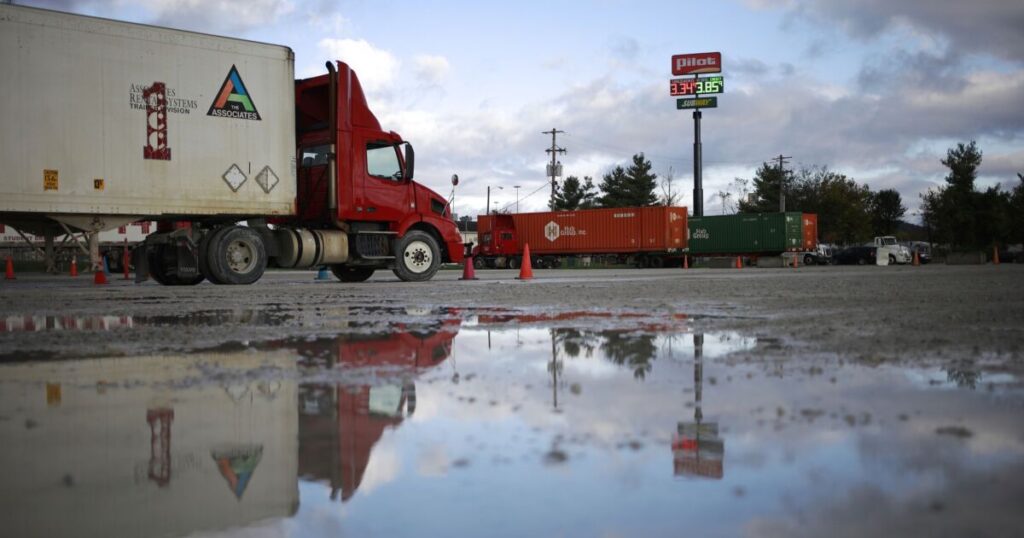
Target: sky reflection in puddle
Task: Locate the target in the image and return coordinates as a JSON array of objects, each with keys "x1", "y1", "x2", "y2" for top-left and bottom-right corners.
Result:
[{"x1": 0, "y1": 321, "x2": 1021, "y2": 538}]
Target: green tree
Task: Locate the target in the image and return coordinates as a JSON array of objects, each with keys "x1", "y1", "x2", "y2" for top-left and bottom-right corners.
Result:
[
  {"x1": 598, "y1": 153, "x2": 659, "y2": 208},
  {"x1": 741, "y1": 164, "x2": 873, "y2": 244},
  {"x1": 803, "y1": 167, "x2": 873, "y2": 244},
  {"x1": 551, "y1": 175, "x2": 598, "y2": 210},
  {"x1": 737, "y1": 162, "x2": 796, "y2": 213},
  {"x1": 1011, "y1": 173, "x2": 1024, "y2": 246},
  {"x1": 921, "y1": 141, "x2": 997, "y2": 249},
  {"x1": 870, "y1": 189, "x2": 906, "y2": 236}
]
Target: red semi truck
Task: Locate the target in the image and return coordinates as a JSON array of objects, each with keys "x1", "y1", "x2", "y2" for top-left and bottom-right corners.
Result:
[
  {"x1": 472, "y1": 206, "x2": 688, "y2": 269},
  {"x1": 0, "y1": 5, "x2": 463, "y2": 285}
]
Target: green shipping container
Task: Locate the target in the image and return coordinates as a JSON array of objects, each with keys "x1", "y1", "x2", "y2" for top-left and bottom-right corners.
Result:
[{"x1": 687, "y1": 212, "x2": 805, "y2": 255}]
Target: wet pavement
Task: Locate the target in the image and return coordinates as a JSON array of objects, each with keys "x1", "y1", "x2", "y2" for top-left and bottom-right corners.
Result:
[{"x1": 1, "y1": 300, "x2": 1022, "y2": 537}]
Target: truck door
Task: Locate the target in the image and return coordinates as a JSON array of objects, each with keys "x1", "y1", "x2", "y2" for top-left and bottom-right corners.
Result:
[
  {"x1": 361, "y1": 140, "x2": 411, "y2": 223},
  {"x1": 297, "y1": 144, "x2": 332, "y2": 222}
]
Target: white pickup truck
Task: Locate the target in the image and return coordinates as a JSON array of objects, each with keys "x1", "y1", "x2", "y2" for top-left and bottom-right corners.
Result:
[{"x1": 874, "y1": 236, "x2": 912, "y2": 265}]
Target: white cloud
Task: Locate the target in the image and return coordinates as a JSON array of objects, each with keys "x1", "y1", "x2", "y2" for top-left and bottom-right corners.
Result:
[
  {"x1": 148, "y1": 0, "x2": 296, "y2": 33},
  {"x1": 413, "y1": 55, "x2": 451, "y2": 86},
  {"x1": 318, "y1": 38, "x2": 399, "y2": 92}
]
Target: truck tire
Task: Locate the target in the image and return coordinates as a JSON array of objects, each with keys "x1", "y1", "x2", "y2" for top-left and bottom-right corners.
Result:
[
  {"x1": 508, "y1": 257, "x2": 520, "y2": 270},
  {"x1": 473, "y1": 257, "x2": 485, "y2": 270},
  {"x1": 649, "y1": 256, "x2": 664, "y2": 269},
  {"x1": 888, "y1": 254, "x2": 896, "y2": 265},
  {"x1": 331, "y1": 266, "x2": 374, "y2": 282},
  {"x1": 393, "y1": 230, "x2": 440, "y2": 282},
  {"x1": 804, "y1": 254, "x2": 814, "y2": 266},
  {"x1": 206, "y1": 226, "x2": 267, "y2": 285}
]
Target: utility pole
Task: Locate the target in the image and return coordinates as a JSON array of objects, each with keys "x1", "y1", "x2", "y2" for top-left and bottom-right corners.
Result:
[
  {"x1": 543, "y1": 128, "x2": 565, "y2": 208},
  {"x1": 693, "y1": 109, "x2": 703, "y2": 217},
  {"x1": 775, "y1": 154, "x2": 791, "y2": 213}
]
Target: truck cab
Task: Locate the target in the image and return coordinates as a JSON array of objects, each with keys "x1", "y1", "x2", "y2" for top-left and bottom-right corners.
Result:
[
  {"x1": 285, "y1": 61, "x2": 464, "y2": 282},
  {"x1": 472, "y1": 214, "x2": 521, "y2": 268},
  {"x1": 873, "y1": 236, "x2": 911, "y2": 265}
]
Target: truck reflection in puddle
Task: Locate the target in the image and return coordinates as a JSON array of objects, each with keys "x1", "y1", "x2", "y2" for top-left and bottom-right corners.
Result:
[{"x1": 295, "y1": 321, "x2": 459, "y2": 503}]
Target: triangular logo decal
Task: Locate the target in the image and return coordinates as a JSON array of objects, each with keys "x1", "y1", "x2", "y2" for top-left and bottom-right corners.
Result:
[
  {"x1": 207, "y1": 65, "x2": 262, "y2": 121},
  {"x1": 211, "y1": 445, "x2": 264, "y2": 500}
]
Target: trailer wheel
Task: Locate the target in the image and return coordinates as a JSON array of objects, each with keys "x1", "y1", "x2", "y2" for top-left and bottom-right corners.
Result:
[
  {"x1": 331, "y1": 266, "x2": 374, "y2": 282},
  {"x1": 393, "y1": 230, "x2": 440, "y2": 282},
  {"x1": 508, "y1": 257, "x2": 520, "y2": 270},
  {"x1": 206, "y1": 226, "x2": 267, "y2": 285}
]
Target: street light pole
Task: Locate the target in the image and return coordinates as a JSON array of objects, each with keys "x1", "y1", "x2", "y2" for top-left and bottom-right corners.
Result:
[
  {"x1": 514, "y1": 185, "x2": 521, "y2": 213},
  {"x1": 487, "y1": 185, "x2": 503, "y2": 215}
]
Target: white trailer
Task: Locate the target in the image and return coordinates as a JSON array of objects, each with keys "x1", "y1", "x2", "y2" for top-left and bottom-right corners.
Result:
[{"x1": 0, "y1": 4, "x2": 296, "y2": 269}]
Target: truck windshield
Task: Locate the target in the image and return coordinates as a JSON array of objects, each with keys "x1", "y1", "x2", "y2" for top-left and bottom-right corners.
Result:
[
  {"x1": 367, "y1": 143, "x2": 402, "y2": 181},
  {"x1": 300, "y1": 145, "x2": 331, "y2": 168}
]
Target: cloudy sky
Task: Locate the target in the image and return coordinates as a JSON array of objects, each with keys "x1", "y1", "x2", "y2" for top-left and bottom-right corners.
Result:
[{"x1": 23, "y1": 0, "x2": 1024, "y2": 219}]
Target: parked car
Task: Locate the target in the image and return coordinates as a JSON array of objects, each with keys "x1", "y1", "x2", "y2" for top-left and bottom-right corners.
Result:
[
  {"x1": 908, "y1": 242, "x2": 932, "y2": 264},
  {"x1": 833, "y1": 246, "x2": 877, "y2": 265}
]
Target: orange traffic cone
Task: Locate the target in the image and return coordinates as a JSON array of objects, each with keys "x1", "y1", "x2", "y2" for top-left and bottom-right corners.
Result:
[
  {"x1": 912, "y1": 250, "x2": 920, "y2": 266},
  {"x1": 5, "y1": 256, "x2": 15, "y2": 280},
  {"x1": 683, "y1": 255, "x2": 689, "y2": 269},
  {"x1": 70, "y1": 257, "x2": 78, "y2": 277},
  {"x1": 94, "y1": 264, "x2": 108, "y2": 285},
  {"x1": 993, "y1": 246, "x2": 1000, "y2": 265},
  {"x1": 516, "y1": 244, "x2": 534, "y2": 280},
  {"x1": 460, "y1": 256, "x2": 479, "y2": 280},
  {"x1": 735, "y1": 256, "x2": 742, "y2": 269}
]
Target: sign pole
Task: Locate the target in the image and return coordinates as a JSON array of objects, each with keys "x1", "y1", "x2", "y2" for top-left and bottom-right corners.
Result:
[{"x1": 693, "y1": 108, "x2": 703, "y2": 218}]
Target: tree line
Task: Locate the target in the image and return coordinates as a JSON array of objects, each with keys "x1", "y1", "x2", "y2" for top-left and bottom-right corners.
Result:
[{"x1": 553, "y1": 143, "x2": 1023, "y2": 249}]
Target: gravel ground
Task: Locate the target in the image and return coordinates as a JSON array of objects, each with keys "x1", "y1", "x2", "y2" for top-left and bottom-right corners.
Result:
[{"x1": 1, "y1": 264, "x2": 1022, "y2": 370}]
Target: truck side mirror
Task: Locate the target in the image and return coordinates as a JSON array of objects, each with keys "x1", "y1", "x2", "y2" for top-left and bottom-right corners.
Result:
[{"x1": 404, "y1": 142, "x2": 415, "y2": 180}]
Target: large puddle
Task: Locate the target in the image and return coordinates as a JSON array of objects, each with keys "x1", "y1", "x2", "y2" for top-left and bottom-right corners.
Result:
[{"x1": 1, "y1": 314, "x2": 1021, "y2": 537}]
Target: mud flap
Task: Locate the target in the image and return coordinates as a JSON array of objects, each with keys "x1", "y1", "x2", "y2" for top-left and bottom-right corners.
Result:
[{"x1": 133, "y1": 244, "x2": 149, "y2": 283}]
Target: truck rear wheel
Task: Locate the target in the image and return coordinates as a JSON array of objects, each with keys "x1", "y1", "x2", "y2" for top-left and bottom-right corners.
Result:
[
  {"x1": 473, "y1": 256, "x2": 485, "y2": 270},
  {"x1": 206, "y1": 226, "x2": 267, "y2": 285},
  {"x1": 331, "y1": 266, "x2": 374, "y2": 282},
  {"x1": 508, "y1": 257, "x2": 520, "y2": 270},
  {"x1": 393, "y1": 230, "x2": 440, "y2": 282}
]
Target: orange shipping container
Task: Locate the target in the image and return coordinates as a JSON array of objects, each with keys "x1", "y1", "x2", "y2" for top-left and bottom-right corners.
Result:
[
  {"x1": 801, "y1": 213, "x2": 818, "y2": 250},
  {"x1": 477, "y1": 206, "x2": 687, "y2": 256}
]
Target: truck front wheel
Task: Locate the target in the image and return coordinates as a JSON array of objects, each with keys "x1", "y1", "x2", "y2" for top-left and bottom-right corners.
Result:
[
  {"x1": 207, "y1": 226, "x2": 267, "y2": 285},
  {"x1": 332, "y1": 266, "x2": 375, "y2": 282},
  {"x1": 393, "y1": 230, "x2": 440, "y2": 282}
]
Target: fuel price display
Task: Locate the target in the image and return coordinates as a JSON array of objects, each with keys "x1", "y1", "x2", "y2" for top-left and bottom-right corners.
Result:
[{"x1": 670, "y1": 76, "x2": 724, "y2": 97}]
